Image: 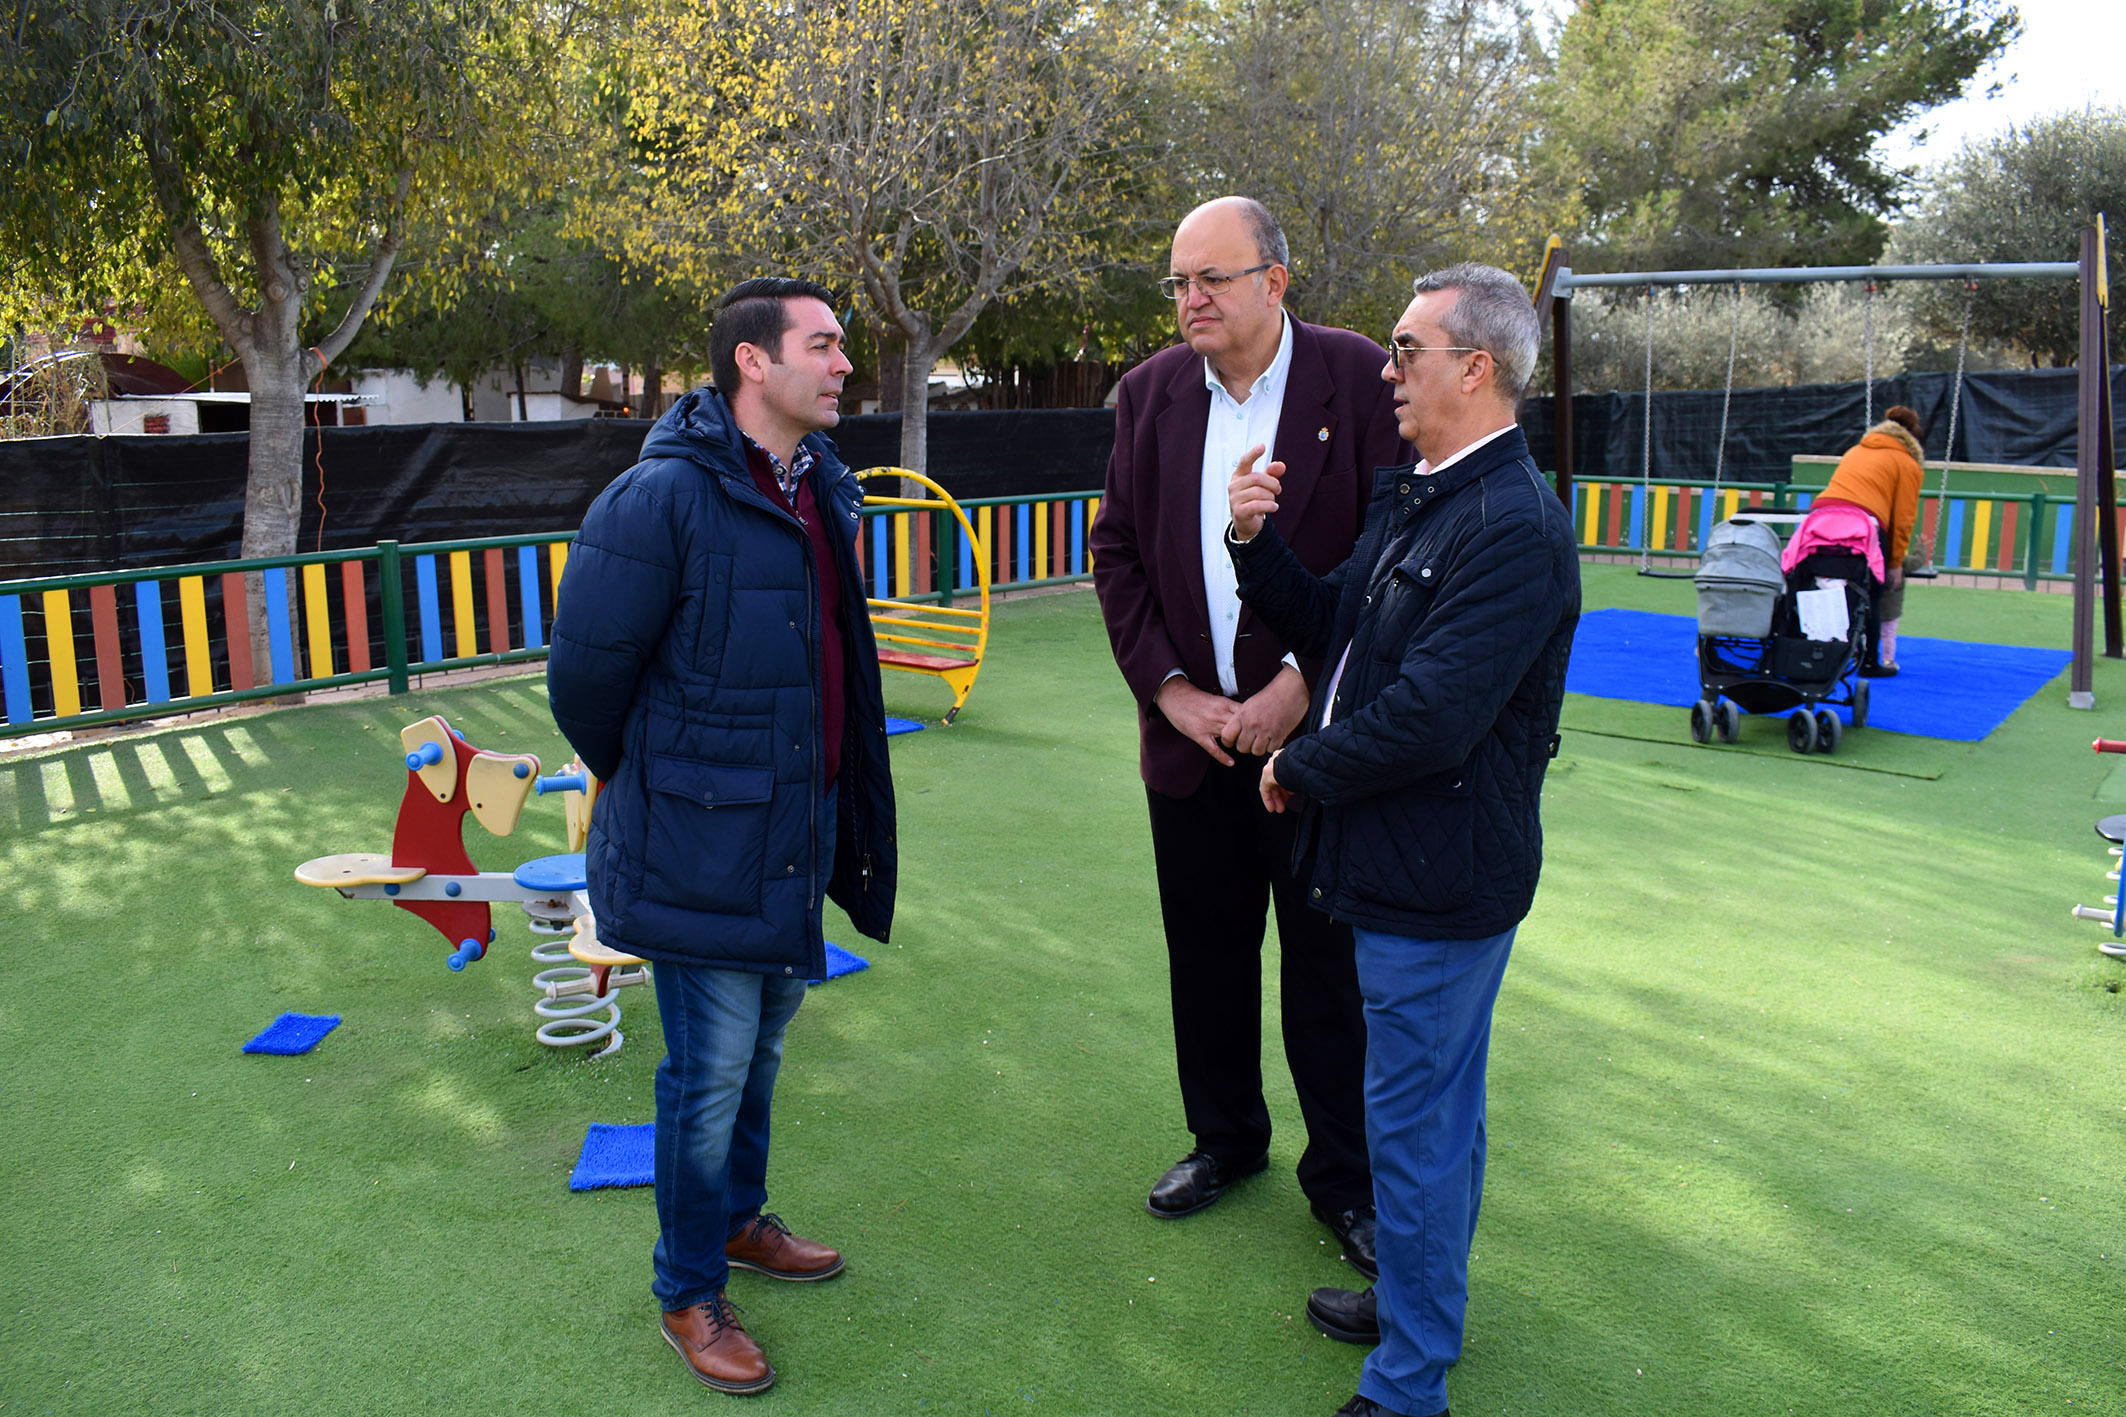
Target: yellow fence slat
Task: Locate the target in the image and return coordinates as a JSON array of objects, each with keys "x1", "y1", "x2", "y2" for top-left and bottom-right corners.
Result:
[
  {"x1": 1581, "y1": 485, "x2": 1600, "y2": 545},
  {"x1": 178, "y1": 575, "x2": 214, "y2": 696},
  {"x1": 1651, "y1": 486, "x2": 1671, "y2": 551},
  {"x1": 548, "y1": 541, "x2": 568, "y2": 597},
  {"x1": 1034, "y1": 499, "x2": 1050, "y2": 575},
  {"x1": 450, "y1": 550, "x2": 477, "y2": 658},
  {"x1": 41, "y1": 589, "x2": 80, "y2": 718},
  {"x1": 1723, "y1": 489, "x2": 1742, "y2": 520},
  {"x1": 1970, "y1": 500, "x2": 1993, "y2": 575},
  {"x1": 893, "y1": 512, "x2": 911, "y2": 599},
  {"x1": 301, "y1": 563, "x2": 334, "y2": 678},
  {"x1": 1087, "y1": 496, "x2": 1100, "y2": 571}
]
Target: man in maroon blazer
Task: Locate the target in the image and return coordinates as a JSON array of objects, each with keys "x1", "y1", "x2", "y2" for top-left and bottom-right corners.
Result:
[{"x1": 1091, "y1": 196, "x2": 1408, "y2": 1276}]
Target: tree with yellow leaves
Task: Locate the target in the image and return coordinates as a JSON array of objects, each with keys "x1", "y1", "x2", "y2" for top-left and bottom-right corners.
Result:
[{"x1": 619, "y1": 0, "x2": 1170, "y2": 475}]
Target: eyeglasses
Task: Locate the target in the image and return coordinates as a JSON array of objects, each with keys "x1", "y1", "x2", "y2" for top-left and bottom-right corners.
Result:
[
  {"x1": 1158, "y1": 264, "x2": 1272, "y2": 300},
  {"x1": 1386, "y1": 336, "x2": 1482, "y2": 370}
]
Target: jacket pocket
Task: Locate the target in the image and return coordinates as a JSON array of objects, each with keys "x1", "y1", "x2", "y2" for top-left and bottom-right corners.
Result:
[
  {"x1": 642, "y1": 754, "x2": 774, "y2": 917},
  {"x1": 1366, "y1": 560, "x2": 1438, "y2": 661},
  {"x1": 1343, "y1": 773, "x2": 1476, "y2": 914}
]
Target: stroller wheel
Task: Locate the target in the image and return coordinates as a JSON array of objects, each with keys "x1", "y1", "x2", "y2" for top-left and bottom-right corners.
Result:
[
  {"x1": 1851, "y1": 679, "x2": 1870, "y2": 729},
  {"x1": 1786, "y1": 709, "x2": 1818, "y2": 754},
  {"x1": 1715, "y1": 699, "x2": 1741, "y2": 744},
  {"x1": 1690, "y1": 699, "x2": 1715, "y2": 744},
  {"x1": 1814, "y1": 708, "x2": 1843, "y2": 754}
]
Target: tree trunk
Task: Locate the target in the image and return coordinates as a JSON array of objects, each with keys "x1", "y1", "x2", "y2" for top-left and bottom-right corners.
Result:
[
  {"x1": 238, "y1": 339, "x2": 309, "y2": 695},
  {"x1": 898, "y1": 312, "x2": 935, "y2": 478},
  {"x1": 641, "y1": 359, "x2": 663, "y2": 418},
  {"x1": 560, "y1": 341, "x2": 584, "y2": 399}
]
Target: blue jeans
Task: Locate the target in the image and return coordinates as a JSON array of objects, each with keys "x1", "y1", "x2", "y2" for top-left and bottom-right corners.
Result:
[
  {"x1": 1352, "y1": 923, "x2": 1517, "y2": 1417},
  {"x1": 649, "y1": 788, "x2": 835, "y2": 1310}
]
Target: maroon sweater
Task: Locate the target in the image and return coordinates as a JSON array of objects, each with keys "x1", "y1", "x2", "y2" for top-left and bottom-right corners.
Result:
[{"x1": 746, "y1": 444, "x2": 846, "y2": 792}]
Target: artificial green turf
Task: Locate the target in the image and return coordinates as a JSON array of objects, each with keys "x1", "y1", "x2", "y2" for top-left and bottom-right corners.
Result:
[{"x1": 3, "y1": 570, "x2": 2123, "y2": 1415}]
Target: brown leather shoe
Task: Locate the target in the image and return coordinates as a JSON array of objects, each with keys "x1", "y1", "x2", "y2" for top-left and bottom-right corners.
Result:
[
  {"x1": 660, "y1": 1294, "x2": 775, "y2": 1394},
  {"x1": 726, "y1": 1211, "x2": 846, "y2": 1281}
]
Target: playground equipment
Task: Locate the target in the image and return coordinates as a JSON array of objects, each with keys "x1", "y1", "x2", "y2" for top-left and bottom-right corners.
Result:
[
  {"x1": 1534, "y1": 222, "x2": 2117, "y2": 708},
  {"x1": 2069, "y1": 737, "x2": 2126, "y2": 959},
  {"x1": 854, "y1": 467, "x2": 990, "y2": 723},
  {"x1": 293, "y1": 714, "x2": 650, "y2": 1059}
]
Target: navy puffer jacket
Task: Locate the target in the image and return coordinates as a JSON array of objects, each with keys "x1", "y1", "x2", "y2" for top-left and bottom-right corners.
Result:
[
  {"x1": 546, "y1": 389, "x2": 896, "y2": 977},
  {"x1": 1230, "y1": 427, "x2": 1578, "y2": 939}
]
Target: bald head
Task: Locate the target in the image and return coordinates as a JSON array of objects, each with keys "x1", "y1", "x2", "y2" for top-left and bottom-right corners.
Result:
[{"x1": 1169, "y1": 197, "x2": 1290, "y2": 382}]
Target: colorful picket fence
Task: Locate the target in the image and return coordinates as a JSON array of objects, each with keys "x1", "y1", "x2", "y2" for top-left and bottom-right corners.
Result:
[{"x1": 0, "y1": 488, "x2": 1106, "y2": 740}]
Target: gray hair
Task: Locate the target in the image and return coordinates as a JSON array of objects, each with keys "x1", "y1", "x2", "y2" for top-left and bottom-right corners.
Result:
[
  {"x1": 1234, "y1": 197, "x2": 1290, "y2": 270},
  {"x1": 1411, "y1": 263, "x2": 1539, "y2": 402}
]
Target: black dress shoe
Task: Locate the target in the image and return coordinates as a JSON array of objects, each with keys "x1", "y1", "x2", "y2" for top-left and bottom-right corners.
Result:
[
  {"x1": 1145, "y1": 1149, "x2": 1267, "y2": 1218},
  {"x1": 1311, "y1": 1201, "x2": 1378, "y2": 1280},
  {"x1": 1333, "y1": 1396, "x2": 1446, "y2": 1417},
  {"x1": 1307, "y1": 1285, "x2": 1379, "y2": 1344}
]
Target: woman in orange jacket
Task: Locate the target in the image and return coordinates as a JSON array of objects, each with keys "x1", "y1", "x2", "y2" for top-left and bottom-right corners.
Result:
[{"x1": 1813, "y1": 405, "x2": 1926, "y2": 675}]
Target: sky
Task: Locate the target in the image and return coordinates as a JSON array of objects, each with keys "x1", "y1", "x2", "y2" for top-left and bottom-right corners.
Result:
[{"x1": 1878, "y1": 0, "x2": 2126, "y2": 169}]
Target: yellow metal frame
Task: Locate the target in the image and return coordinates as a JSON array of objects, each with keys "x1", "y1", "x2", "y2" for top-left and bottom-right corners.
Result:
[{"x1": 854, "y1": 467, "x2": 991, "y2": 723}]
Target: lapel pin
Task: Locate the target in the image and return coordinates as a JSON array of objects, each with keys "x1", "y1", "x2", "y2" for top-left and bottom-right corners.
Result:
[{"x1": 1317, "y1": 427, "x2": 1329, "y2": 442}]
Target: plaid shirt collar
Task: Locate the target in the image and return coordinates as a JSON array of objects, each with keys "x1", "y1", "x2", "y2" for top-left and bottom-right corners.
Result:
[{"x1": 741, "y1": 431, "x2": 816, "y2": 501}]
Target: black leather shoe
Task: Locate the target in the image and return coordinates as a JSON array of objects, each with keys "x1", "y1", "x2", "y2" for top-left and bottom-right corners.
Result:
[
  {"x1": 1145, "y1": 1149, "x2": 1267, "y2": 1218},
  {"x1": 1307, "y1": 1285, "x2": 1380, "y2": 1344},
  {"x1": 1312, "y1": 1201, "x2": 1378, "y2": 1280},
  {"x1": 1333, "y1": 1396, "x2": 1446, "y2": 1417}
]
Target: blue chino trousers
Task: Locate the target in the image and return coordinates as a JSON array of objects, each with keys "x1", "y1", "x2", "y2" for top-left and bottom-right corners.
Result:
[
  {"x1": 1352, "y1": 923, "x2": 1517, "y2": 1417},
  {"x1": 649, "y1": 789, "x2": 834, "y2": 1311}
]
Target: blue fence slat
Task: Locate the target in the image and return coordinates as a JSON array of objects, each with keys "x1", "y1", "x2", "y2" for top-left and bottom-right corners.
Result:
[
  {"x1": 1628, "y1": 487, "x2": 1646, "y2": 550},
  {"x1": 1696, "y1": 491, "x2": 1716, "y2": 550},
  {"x1": 871, "y1": 518, "x2": 889, "y2": 598},
  {"x1": 959, "y1": 520, "x2": 974, "y2": 589},
  {"x1": 0, "y1": 595, "x2": 30, "y2": 725},
  {"x1": 2053, "y1": 504, "x2": 2075, "y2": 575},
  {"x1": 516, "y1": 545, "x2": 543, "y2": 650},
  {"x1": 415, "y1": 555, "x2": 443, "y2": 663},
  {"x1": 135, "y1": 580, "x2": 172, "y2": 703},
  {"x1": 1015, "y1": 505, "x2": 1031, "y2": 581},
  {"x1": 1071, "y1": 500, "x2": 1086, "y2": 576},
  {"x1": 1945, "y1": 500, "x2": 1967, "y2": 570},
  {"x1": 263, "y1": 568, "x2": 296, "y2": 684}
]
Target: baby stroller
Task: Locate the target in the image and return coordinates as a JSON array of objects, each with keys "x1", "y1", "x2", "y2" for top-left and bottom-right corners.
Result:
[{"x1": 1689, "y1": 517, "x2": 1872, "y2": 754}]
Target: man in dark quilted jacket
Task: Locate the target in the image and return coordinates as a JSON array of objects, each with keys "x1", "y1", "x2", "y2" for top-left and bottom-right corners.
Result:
[
  {"x1": 1225, "y1": 262, "x2": 1580, "y2": 1417},
  {"x1": 548, "y1": 278, "x2": 897, "y2": 1397}
]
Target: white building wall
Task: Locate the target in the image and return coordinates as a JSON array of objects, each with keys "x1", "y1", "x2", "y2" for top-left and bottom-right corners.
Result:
[
  {"x1": 87, "y1": 398, "x2": 200, "y2": 436},
  {"x1": 350, "y1": 371, "x2": 464, "y2": 425}
]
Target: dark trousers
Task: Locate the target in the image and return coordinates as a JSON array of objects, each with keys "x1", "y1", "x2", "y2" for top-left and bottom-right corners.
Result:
[{"x1": 1145, "y1": 755, "x2": 1371, "y2": 1210}]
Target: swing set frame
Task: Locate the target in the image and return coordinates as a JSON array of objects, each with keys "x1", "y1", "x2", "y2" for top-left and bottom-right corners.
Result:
[{"x1": 1533, "y1": 226, "x2": 2117, "y2": 708}]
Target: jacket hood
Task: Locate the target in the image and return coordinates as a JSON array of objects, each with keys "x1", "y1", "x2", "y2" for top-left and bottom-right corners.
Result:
[
  {"x1": 638, "y1": 387, "x2": 844, "y2": 475},
  {"x1": 1864, "y1": 420, "x2": 1924, "y2": 463}
]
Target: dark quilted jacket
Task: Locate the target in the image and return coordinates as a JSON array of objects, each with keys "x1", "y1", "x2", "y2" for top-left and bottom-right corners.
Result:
[
  {"x1": 1230, "y1": 426, "x2": 1579, "y2": 939},
  {"x1": 546, "y1": 389, "x2": 896, "y2": 977}
]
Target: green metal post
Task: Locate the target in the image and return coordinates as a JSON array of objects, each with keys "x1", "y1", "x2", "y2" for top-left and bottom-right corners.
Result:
[
  {"x1": 2025, "y1": 491, "x2": 2046, "y2": 591},
  {"x1": 937, "y1": 512, "x2": 957, "y2": 609},
  {"x1": 378, "y1": 540, "x2": 410, "y2": 695}
]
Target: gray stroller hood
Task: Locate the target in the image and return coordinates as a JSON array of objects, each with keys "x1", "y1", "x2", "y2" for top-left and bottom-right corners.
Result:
[{"x1": 1694, "y1": 518, "x2": 1785, "y2": 638}]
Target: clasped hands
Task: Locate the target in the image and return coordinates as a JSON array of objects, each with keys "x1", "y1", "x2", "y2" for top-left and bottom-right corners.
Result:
[{"x1": 1152, "y1": 444, "x2": 1301, "y2": 811}]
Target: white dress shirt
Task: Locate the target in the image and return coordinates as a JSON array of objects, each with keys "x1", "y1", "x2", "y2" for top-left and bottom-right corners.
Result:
[
  {"x1": 1199, "y1": 313, "x2": 1295, "y2": 697},
  {"x1": 1318, "y1": 422, "x2": 1520, "y2": 729}
]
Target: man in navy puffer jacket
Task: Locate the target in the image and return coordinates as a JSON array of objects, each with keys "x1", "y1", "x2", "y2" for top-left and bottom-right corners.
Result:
[
  {"x1": 1226, "y1": 263, "x2": 1578, "y2": 1417},
  {"x1": 548, "y1": 277, "x2": 896, "y2": 1397}
]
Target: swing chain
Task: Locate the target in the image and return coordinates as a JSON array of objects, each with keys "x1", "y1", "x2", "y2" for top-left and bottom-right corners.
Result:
[
  {"x1": 1714, "y1": 282, "x2": 1742, "y2": 491},
  {"x1": 1862, "y1": 281, "x2": 1877, "y2": 430},
  {"x1": 1639, "y1": 283, "x2": 1655, "y2": 573},
  {"x1": 1925, "y1": 282, "x2": 1978, "y2": 571}
]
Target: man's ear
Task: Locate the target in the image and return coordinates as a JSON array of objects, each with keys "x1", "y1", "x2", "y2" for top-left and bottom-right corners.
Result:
[
  {"x1": 733, "y1": 340, "x2": 772, "y2": 387},
  {"x1": 1263, "y1": 263, "x2": 1290, "y2": 305},
  {"x1": 1462, "y1": 350, "x2": 1494, "y2": 395}
]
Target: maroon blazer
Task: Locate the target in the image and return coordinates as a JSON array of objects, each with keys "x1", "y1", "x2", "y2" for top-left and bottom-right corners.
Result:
[{"x1": 1092, "y1": 318, "x2": 1409, "y2": 798}]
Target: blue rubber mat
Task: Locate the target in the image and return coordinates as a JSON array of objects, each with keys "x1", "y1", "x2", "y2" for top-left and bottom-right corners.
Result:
[
  {"x1": 1564, "y1": 608, "x2": 2071, "y2": 742},
  {"x1": 570, "y1": 1122, "x2": 652, "y2": 1190},
  {"x1": 813, "y1": 941, "x2": 868, "y2": 984},
  {"x1": 242, "y1": 1012, "x2": 341, "y2": 1055}
]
